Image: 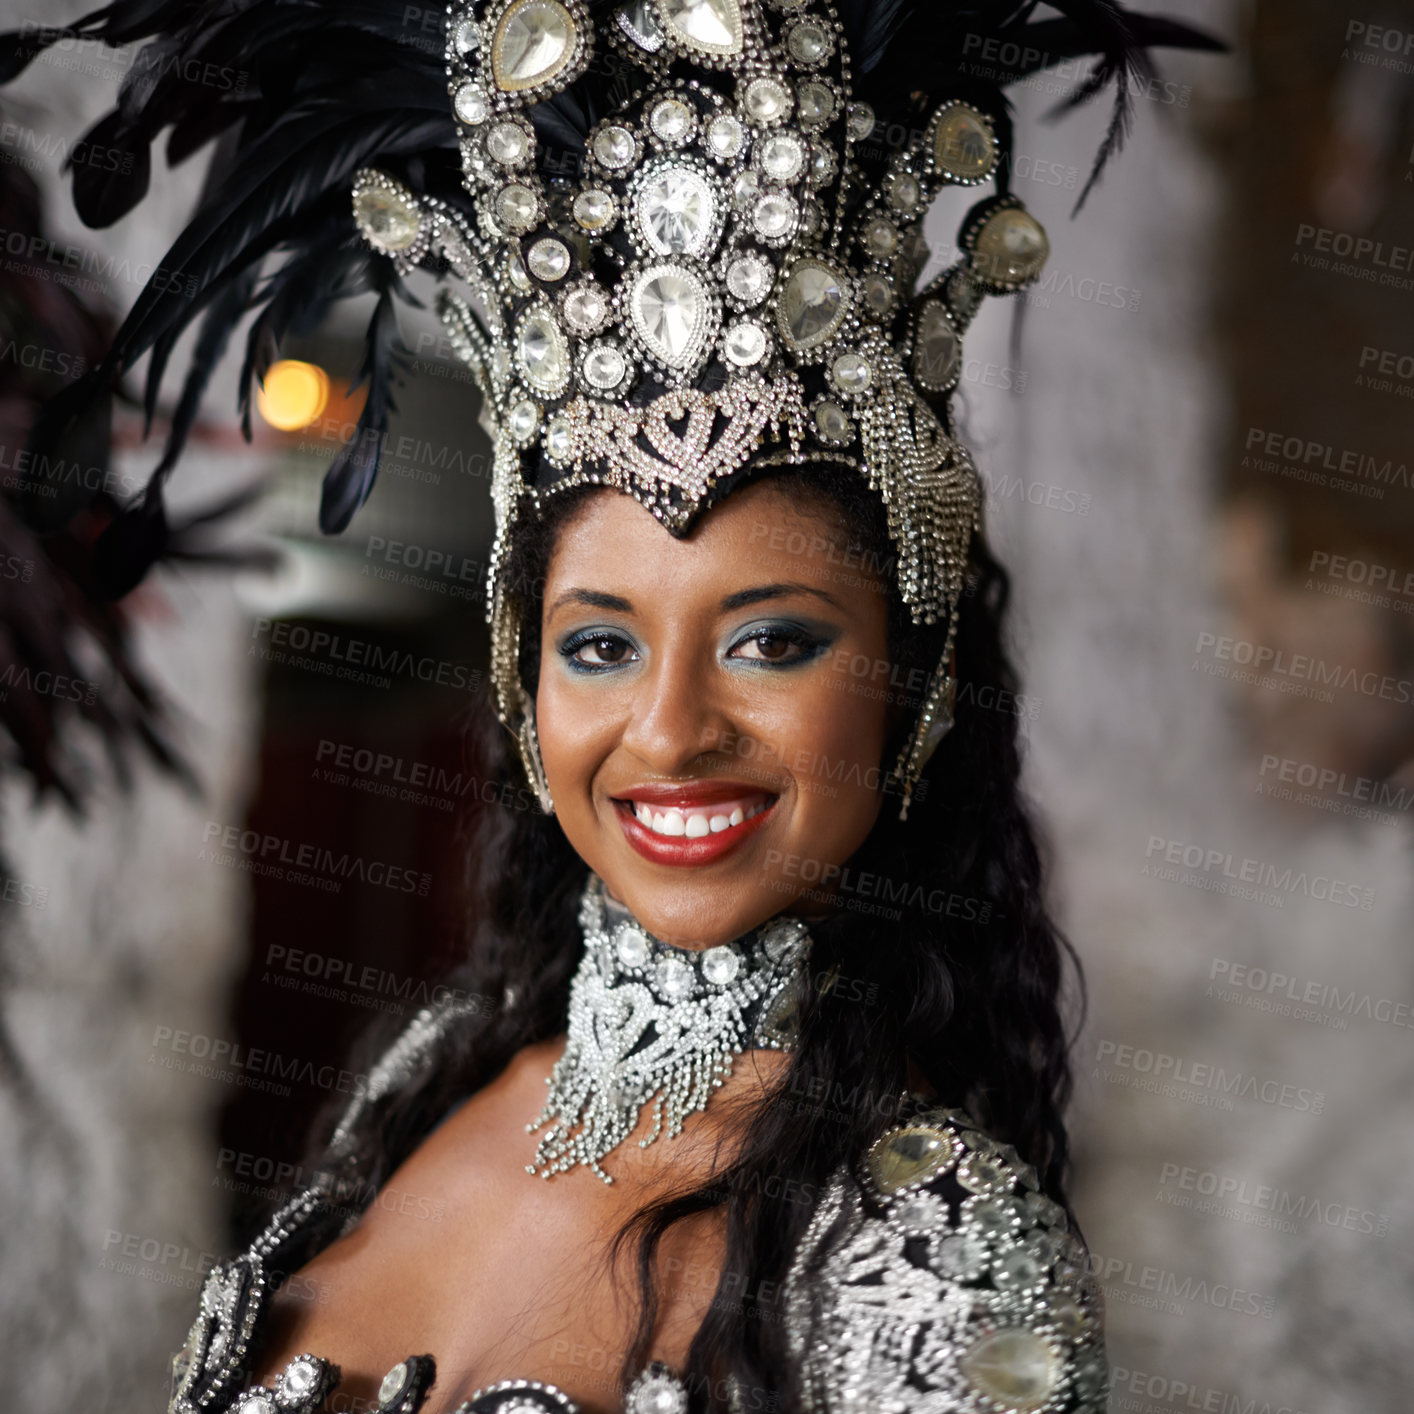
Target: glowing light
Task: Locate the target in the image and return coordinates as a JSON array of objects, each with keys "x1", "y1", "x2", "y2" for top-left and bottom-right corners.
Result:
[{"x1": 256, "y1": 360, "x2": 330, "y2": 431}]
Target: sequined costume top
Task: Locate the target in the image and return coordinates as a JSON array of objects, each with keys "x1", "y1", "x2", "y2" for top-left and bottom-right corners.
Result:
[{"x1": 168, "y1": 999, "x2": 1108, "y2": 1414}]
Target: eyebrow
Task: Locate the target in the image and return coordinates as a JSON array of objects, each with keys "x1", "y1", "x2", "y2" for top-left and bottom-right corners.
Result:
[{"x1": 547, "y1": 580, "x2": 845, "y2": 618}]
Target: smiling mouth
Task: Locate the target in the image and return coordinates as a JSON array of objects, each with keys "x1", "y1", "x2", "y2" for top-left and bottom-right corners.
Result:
[{"x1": 614, "y1": 793, "x2": 777, "y2": 839}]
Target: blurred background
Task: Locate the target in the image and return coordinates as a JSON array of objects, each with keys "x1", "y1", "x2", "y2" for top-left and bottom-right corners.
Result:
[{"x1": 1, "y1": 1, "x2": 1412, "y2": 1410}]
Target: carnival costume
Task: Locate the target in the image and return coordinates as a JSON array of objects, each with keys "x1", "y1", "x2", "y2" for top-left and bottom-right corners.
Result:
[{"x1": 0, "y1": 0, "x2": 1220, "y2": 1409}]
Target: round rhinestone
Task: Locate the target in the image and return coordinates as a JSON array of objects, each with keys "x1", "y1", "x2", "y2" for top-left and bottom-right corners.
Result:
[
  {"x1": 723, "y1": 320, "x2": 768, "y2": 367},
  {"x1": 777, "y1": 258, "x2": 847, "y2": 350},
  {"x1": 742, "y1": 77, "x2": 791, "y2": 123},
  {"x1": 352, "y1": 184, "x2": 420, "y2": 252},
  {"x1": 759, "y1": 132, "x2": 806, "y2": 182},
  {"x1": 731, "y1": 170, "x2": 760, "y2": 209},
  {"x1": 508, "y1": 400, "x2": 539, "y2": 440},
  {"x1": 650, "y1": 97, "x2": 695, "y2": 144},
  {"x1": 1043, "y1": 1289, "x2": 1091, "y2": 1338},
  {"x1": 892, "y1": 1194, "x2": 944, "y2": 1234},
  {"x1": 884, "y1": 171, "x2": 921, "y2": 213},
  {"x1": 846, "y1": 102, "x2": 875, "y2": 141},
  {"x1": 494, "y1": 182, "x2": 538, "y2": 233},
  {"x1": 706, "y1": 113, "x2": 745, "y2": 159},
  {"x1": 864, "y1": 1123, "x2": 955, "y2": 1193},
  {"x1": 993, "y1": 1248, "x2": 1045, "y2": 1290},
  {"x1": 527, "y1": 237, "x2": 571, "y2": 281},
  {"x1": 913, "y1": 301, "x2": 960, "y2": 390},
  {"x1": 861, "y1": 216, "x2": 898, "y2": 258},
  {"x1": 933, "y1": 1231, "x2": 989, "y2": 1280},
  {"x1": 582, "y1": 342, "x2": 628, "y2": 390},
  {"x1": 507, "y1": 244, "x2": 531, "y2": 291},
  {"x1": 561, "y1": 282, "x2": 610, "y2": 333},
  {"x1": 812, "y1": 400, "x2": 852, "y2": 444},
  {"x1": 282, "y1": 1360, "x2": 320, "y2": 1398},
  {"x1": 725, "y1": 254, "x2": 772, "y2": 306},
  {"x1": 968, "y1": 1194, "x2": 1024, "y2": 1239},
  {"x1": 785, "y1": 20, "x2": 831, "y2": 65},
  {"x1": 830, "y1": 352, "x2": 871, "y2": 393},
  {"x1": 516, "y1": 307, "x2": 570, "y2": 392},
  {"x1": 491, "y1": 0, "x2": 578, "y2": 94},
  {"x1": 862, "y1": 272, "x2": 893, "y2": 316},
  {"x1": 487, "y1": 121, "x2": 531, "y2": 165},
  {"x1": 636, "y1": 163, "x2": 716, "y2": 255},
  {"x1": 453, "y1": 17, "x2": 480, "y2": 59},
  {"x1": 545, "y1": 417, "x2": 572, "y2": 461},
  {"x1": 958, "y1": 1149, "x2": 1013, "y2": 1192},
  {"x1": 972, "y1": 206, "x2": 1049, "y2": 289},
  {"x1": 378, "y1": 1363, "x2": 409, "y2": 1406},
  {"x1": 958, "y1": 1329, "x2": 1061, "y2": 1412},
  {"x1": 656, "y1": 956, "x2": 695, "y2": 1001},
  {"x1": 796, "y1": 81, "x2": 834, "y2": 129},
  {"x1": 658, "y1": 0, "x2": 744, "y2": 56},
  {"x1": 237, "y1": 1396, "x2": 277, "y2": 1414},
  {"x1": 701, "y1": 946, "x2": 741, "y2": 984},
  {"x1": 454, "y1": 81, "x2": 488, "y2": 126},
  {"x1": 573, "y1": 187, "x2": 616, "y2": 232},
  {"x1": 616, "y1": 926, "x2": 651, "y2": 968},
  {"x1": 752, "y1": 192, "x2": 796, "y2": 240},
  {"x1": 934, "y1": 104, "x2": 996, "y2": 182},
  {"x1": 593, "y1": 125, "x2": 636, "y2": 169},
  {"x1": 807, "y1": 147, "x2": 837, "y2": 187}
]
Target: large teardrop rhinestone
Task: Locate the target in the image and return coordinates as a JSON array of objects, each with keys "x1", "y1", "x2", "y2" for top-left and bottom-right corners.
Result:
[
  {"x1": 958, "y1": 1328, "x2": 1062, "y2": 1411},
  {"x1": 630, "y1": 263, "x2": 713, "y2": 370},
  {"x1": 635, "y1": 163, "x2": 717, "y2": 256},
  {"x1": 864, "y1": 1123, "x2": 958, "y2": 1194},
  {"x1": 972, "y1": 205, "x2": 1049, "y2": 290},
  {"x1": 491, "y1": 0, "x2": 577, "y2": 93},
  {"x1": 657, "y1": 0, "x2": 743, "y2": 56},
  {"x1": 776, "y1": 258, "x2": 848, "y2": 352},
  {"x1": 516, "y1": 307, "x2": 570, "y2": 394},
  {"x1": 913, "y1": 300, "x2": 960, "y2": 391}
]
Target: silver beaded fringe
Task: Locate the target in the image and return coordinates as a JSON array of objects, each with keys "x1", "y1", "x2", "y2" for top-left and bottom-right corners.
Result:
[{"x1": 525, "y1": 875, "x2": 811, "y2": 1183}]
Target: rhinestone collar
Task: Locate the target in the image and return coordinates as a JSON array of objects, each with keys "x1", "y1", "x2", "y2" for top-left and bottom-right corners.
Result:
[{"x1": 524, "y1": 873, "x2": 812, "y2": 1183}]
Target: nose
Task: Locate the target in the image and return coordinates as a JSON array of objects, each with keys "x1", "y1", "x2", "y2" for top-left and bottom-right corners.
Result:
[{"x1": 618, "y1": 641, "x2": 739, "y2": 775}]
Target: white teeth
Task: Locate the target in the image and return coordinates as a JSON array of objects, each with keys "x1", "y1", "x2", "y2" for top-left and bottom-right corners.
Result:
[{"x1": 626, "y1": 797, "x2": 774, "y2": 839}]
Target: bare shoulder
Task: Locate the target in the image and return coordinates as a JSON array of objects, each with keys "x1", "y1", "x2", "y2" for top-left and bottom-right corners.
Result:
[{"x1": 783, "y1": 1103, "x2": 1108, "y2": 1414}]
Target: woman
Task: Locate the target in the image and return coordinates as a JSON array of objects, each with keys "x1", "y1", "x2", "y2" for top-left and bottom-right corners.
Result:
[{"x1": 1, "y1": 1, "x2": 1220, "y2": 1411}]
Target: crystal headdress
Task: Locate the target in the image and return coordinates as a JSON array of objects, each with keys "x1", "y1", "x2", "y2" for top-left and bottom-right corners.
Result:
[{"x1": 1, "y1": 0, "x2": 1220, "y2": 813}]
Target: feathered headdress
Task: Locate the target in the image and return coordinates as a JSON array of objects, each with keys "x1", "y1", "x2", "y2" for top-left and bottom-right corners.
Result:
[{"x1": 1, "y1": 0, "x2": 1222, "y2": 813}]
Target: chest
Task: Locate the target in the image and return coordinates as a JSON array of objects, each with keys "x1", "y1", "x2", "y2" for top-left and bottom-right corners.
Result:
[{"x1": 247, "y1": 1051, "x2": 734, "y2": 1414}]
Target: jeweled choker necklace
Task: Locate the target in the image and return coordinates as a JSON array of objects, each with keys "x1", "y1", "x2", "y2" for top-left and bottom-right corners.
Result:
[{"x1": 524, "y1": 874, "x2": 812, "y2": 1184}]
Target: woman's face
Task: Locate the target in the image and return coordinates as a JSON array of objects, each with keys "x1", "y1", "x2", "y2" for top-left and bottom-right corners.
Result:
[{"x1": 536, "y1": 478, "x2": 895, "y2": 949}]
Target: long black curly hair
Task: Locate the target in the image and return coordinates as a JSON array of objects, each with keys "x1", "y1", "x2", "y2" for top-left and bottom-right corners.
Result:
[{"x1": 296, "y1": 460, "x2": 1084, "y2": 1414}]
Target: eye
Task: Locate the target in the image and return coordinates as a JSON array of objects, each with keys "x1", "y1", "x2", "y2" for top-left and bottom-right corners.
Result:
[
  {"x1": 729, "y1": 625, "x2": 824, "y2": 666},
  {"x1": 561, "y1": 630, "x2": 638, "y2": 671}
]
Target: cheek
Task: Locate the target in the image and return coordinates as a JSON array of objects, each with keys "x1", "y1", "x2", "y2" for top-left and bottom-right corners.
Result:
[{"x1": 536, "y1": 663, "x2": 616, "y2": 790}]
